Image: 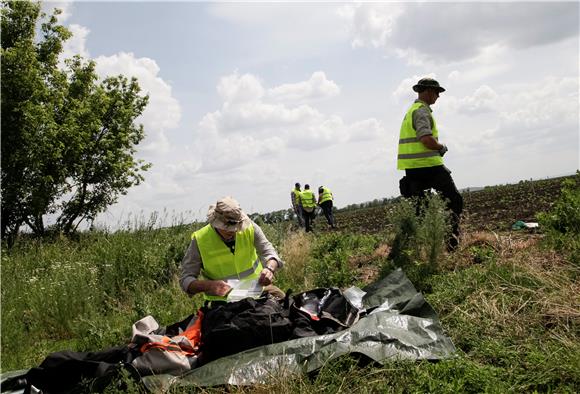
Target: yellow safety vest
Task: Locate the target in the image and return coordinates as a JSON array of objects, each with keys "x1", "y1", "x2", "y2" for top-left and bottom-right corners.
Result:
[
  {"x1": 300, "y1": 190, "x2": 316, "y2": 209},
  {"x1": 292, "y1": 188, "x2": 301, "y2": 205},
  {"x1": 319, "y1": 187, "x2": 333, "y2": 203},
  {"x1": 397, "y1": 101, "x2": 443, "y2": 170},
  {"x1": 191, "y1": 224, "x2": 262, "y2": 301}
]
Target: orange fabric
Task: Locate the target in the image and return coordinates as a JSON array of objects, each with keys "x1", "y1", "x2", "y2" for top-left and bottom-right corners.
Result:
[
  {"x1": 140, "y1": 310, "x2": 204, "y2": 356},
  {"x1": 181, "y1": 309, "x2": 203, "y2": 346}
]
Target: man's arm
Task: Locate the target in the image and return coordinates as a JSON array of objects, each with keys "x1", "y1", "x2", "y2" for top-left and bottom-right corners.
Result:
[
  {"x1": 419, "y1": 135, "x2": 445, "y2": 150},
  {"x1": 413, "y1": 105, "x2": 445, "y2": 151},
  {"x1": 252, "y1": 222, "x2": 283, "y2": 285},
  {"x1": 180, "y1": 238, "x2": 231, "y2": 296},
  {"x1": 187, "y1": 279, "x2": 231, "y2": 297}
]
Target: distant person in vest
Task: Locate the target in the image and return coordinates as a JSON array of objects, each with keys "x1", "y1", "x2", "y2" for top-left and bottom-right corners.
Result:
[
  {"x1": 317, "y1": 186, "x2": 337, "y2": 229},
  {"x1": 397, "y1": 77, "x2": 463, "y2": 251},
  {"x1": 179, "y1": 196, "x2": 284, "y2": 303},
  {"x1": 299, "y1": 184, "x2": 317, "y2": 233},
  {"x1": 291, "y1": 182, "x2": 304, "y2": 228}
]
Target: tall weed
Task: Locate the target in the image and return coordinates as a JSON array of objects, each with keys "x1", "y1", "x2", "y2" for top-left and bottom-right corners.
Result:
[
  {"x1": 0, "y1": 222, "x2": 199, "y2": 370},
  {"x1": 309, "y1": 232, "x2": 380, "y2": 288},
  {"x1": 277, "y1": 231, "x2": 314, "y2": 290},
  {"x1": 385, "y1": 194, "x2": 450, "y2": 290},
  {"x1": 538, "y1": 174, "x2": 580, "y2": 265}
]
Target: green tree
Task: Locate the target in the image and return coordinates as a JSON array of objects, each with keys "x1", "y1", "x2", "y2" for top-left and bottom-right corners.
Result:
[{"x1": 1, "y1": 1, "x2": 150, "y2": 242}]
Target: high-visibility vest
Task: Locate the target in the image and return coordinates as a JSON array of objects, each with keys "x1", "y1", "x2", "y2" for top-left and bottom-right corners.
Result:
[
  {"x1": 319, "y1": 187, "x2": 333, "y2": 203},
  {"x1": 300, "y1": 190, "x2": 316, "y2": 209},
  {"x1": 397, "y1": 101, "x2": 443, "y2": 170},
  {"x1": 292, "y1": 188, "x2": 301, "y2": 205},
  {"x1": 191, "y1": 224, "x2": 262, "y2": 301}
]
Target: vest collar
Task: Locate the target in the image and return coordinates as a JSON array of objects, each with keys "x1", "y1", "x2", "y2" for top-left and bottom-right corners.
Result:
[{"x1": 414, "y1": 99, "x2": 432, "y2": 112}]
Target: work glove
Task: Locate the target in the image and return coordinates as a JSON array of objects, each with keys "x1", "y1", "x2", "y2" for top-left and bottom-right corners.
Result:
[{"x1": 438, "y1": 144, "x2": 448, "y2": 156}]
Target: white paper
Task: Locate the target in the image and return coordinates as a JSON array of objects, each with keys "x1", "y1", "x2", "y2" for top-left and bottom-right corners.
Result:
[{"x1": 226, "y1": 278, "x2": 263, "y2": 302}]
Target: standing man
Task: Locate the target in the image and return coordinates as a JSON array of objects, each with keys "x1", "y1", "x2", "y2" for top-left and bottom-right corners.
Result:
[
  {"x1": 291, "y1": 182, "x2": 304, "y2": 228},
  {"x1": 180, "y1": 196, "x2": 284, "y2": 303},
  {"x1": 317, "y1": 185, "x2": 336, "y2": 229},
  {"x1": 299, "y1": 184, "x2": 317, "y2": 233},
  {"x1": 397, "y1": 77, "x2": 463, "y2": 251}
]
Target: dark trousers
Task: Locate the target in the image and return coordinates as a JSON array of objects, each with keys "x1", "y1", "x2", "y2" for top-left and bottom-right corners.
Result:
[
  {"x1": 400, "y1": 165, "x2": 463, "y2": 249},
  {"x1": 320, "y1": 200, "x2": 336, "y2": 228},
  {"x1": 302, "y1": 208, "x2": 315, "y2": 232},
  {"x1": 293, "y1": 205, "x2": 304, "y2": 227}
]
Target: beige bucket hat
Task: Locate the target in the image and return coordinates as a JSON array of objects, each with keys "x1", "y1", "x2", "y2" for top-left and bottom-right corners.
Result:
[{"x1": 207, "y1": 196, "x2": 251, "y2": 232}]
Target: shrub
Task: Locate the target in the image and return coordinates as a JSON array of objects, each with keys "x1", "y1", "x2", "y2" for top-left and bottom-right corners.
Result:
[
  {"x1": 308, "y1": 233, "x2": 380, "y2": 289},
  {"x1": 384, "y1": 194, "x2": 450, "y2": 290},
  {"x1": 537, "y1": 174, "x2": 580, "y2": 265}
]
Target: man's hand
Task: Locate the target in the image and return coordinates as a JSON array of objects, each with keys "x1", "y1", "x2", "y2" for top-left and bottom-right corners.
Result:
[
  {"x1": 207, "y1": 280, "x2": 232, "y2": 296},
  {"x1": 258, "y1": 267, "x2": 274, "y2": 286},
  {"x1": 438, "y1": 144, "x2": 448, "y2": 156}
]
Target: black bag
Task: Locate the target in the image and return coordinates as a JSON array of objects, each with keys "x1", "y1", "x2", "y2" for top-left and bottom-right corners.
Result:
[
  {"x1": 200, "y1": 297, "x2": 293, "y2": 363},
  {"x1": 290, "y1": 288, "x2": 361, "y2": 338},
  {"x1": 2, "y1": 346, "x2": 140, "y2": 394},
  {"x1": 399, "y1": 176, "x2": 413, "y2": 197}
]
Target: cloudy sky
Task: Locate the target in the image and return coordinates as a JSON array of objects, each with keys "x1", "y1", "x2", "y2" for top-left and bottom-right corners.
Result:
[{"x1": 46, "y1": 1, "x2": 579, "y2": 227}]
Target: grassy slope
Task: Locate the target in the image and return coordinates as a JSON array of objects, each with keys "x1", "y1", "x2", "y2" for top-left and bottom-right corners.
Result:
[{"x1": 2, "y1": 175, "x2": 579, "y2": 393}]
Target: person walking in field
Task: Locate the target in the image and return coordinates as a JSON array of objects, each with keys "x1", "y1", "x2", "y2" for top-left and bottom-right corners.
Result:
[
  {"x1": 397, "y1": 77, "x2": 463, "y2": 251},
  {"x1": 291, "y1": 182, "x2": 304, "y2": 228},
  {"x1": 318, "y1": 185, "x2": 337, "y2": 229},
  {"x1": 180, "y1": 197, "x2": 284, "y2": 303},
  {"x1": 299, "y1": 184, "x2": 317, "y2": 233}
]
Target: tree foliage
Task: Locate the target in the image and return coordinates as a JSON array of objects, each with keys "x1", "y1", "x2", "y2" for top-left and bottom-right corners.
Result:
[{"x1": 1, "y1": 1, "x2": 150, "y2": 242}]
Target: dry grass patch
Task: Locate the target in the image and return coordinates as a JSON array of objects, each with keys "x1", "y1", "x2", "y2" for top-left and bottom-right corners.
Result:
[
  {"x1": 279, "y1": 231, "x2": 314, "y2": 289},
  {"x1": 454, "y1": 233, "x2": 579, "y2": 341}
]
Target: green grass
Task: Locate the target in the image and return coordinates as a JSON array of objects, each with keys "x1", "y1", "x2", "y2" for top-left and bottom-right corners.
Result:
[{"x1": 2, "y1": 179, "x2": 579, "y2": 392}]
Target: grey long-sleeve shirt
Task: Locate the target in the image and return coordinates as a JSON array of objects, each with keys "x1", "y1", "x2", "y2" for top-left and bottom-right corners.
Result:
[
  {"x1": 179, "y1": 221, "x2": 283, "y2": 295},
  {"x1": 412, "y1": 99, "x2": 435, "y2": 139}
]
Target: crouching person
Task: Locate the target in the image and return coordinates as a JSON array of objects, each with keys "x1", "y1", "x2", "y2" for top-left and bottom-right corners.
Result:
[{"x1": 179, "y1": 196, "x2": 284, "y2": 306}]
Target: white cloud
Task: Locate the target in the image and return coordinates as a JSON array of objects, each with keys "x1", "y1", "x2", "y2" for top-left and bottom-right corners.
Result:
[
  {"x1": 43, "y1": 1, "x2": 73, "y2": 23},
  {"x1": 191, "y1": 71, "x2": 384, "y2": 174},
  {"x1": 337, "y1": 3, "x2": 404, "y2": 49},
  {"x1": 217, "y1": 72, "x2": 265, "y2": 103},
  {"x1": 268, "y1": 71, "x2": 340, "y2": 102},
  {"x1": 443, "y1": 85, "x2": 499, "y2": 115},
  {"x1": 349, "y1": 118, "x2": 383, "y2": 141},
  {"x1": 61, "y1": 24, "x2": 90, "y2": 60},
  {"x1": 499, "y1": 76, "x2": 578, "y2": 132},
  {"x1": 445, "y1": 76, "x2": 578, "y2": 157},
  {"x1": 392, "y1": 73, "x2": 438, "y2": 103},
  {"x1": 340, "y1": 2, "x2": 578, "y2": 65}
]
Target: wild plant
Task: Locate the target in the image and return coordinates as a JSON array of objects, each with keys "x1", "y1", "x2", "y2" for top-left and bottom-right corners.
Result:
[
  {"x1": 308, "y1": 233, "x2": 380, "y2": 289},
  {"x1": 277, "y1": 231, "x2": 314, "y2": 290},
  {"x1": 384, "y1": 194, "x2": 450, "y2": 290},
  {"x1": 537, "y1": 174, "x2": 580, "y2": 266}
]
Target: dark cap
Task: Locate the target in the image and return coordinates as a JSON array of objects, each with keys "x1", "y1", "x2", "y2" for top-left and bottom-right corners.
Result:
[{"x1": 412, "y1": 78, "x2": 446, "y2": 93}]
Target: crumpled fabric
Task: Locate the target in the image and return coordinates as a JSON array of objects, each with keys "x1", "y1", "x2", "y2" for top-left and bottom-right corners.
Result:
[{"x1": 141, "y1": 268, "x2": 456, "y2": 390}]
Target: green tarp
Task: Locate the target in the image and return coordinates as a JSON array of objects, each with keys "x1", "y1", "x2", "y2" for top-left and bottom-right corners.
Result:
[{"x1": 141, "y1": 268, "x2": 456, "y2": 390}]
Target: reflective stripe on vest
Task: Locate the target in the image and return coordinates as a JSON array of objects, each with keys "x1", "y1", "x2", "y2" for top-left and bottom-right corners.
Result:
[
  {"x1": 300, "y1": 190, "x2": 316, "y2": 209},
  {"x1": 319, "y1": 187, "x2": 333, "y2": 204},
  {"x1": 397, "y1": 101, "x2": 443, "y2": 170},
  {"x1": 192, "y1": 224, "x2": 262, "y2": 301}
]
